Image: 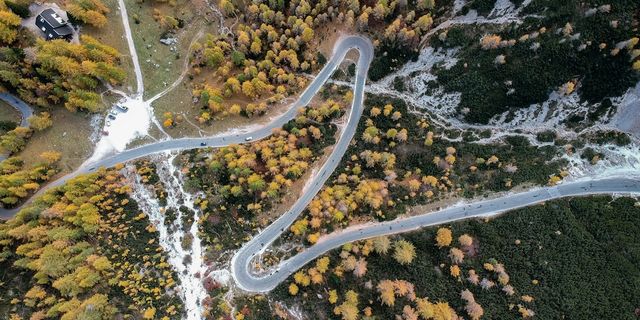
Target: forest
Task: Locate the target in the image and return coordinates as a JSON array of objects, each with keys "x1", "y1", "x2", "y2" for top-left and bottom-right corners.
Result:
[
  {"x1": 0, "y1": 167, "x2": 184, "y2": 319},
  {"x1": 268, "y1": 195, "x2": 640, "y2": 320},
  {"x1": 0, "y1": 0, "x2": 124, "y2": 113},
  {"x1": 183, "y1": 0, "x2": 441, "y2": 124},
  {"x1": 280, "y1": 94, "x2": 568, "y2": 247},
  {"x1": 186, "y1": 88, "x2": 351, "y2": 255},
  {"x1": 0, "y1": 0, "x2": 125, "y2": 208},
  {"x1": 0, "y1": 152, "x2": 60, "y2": 207},
  {"x1": 1, "y1": 0, "x2": 638, "y2": 319},
  {"x1": 434, "y1": 0, "x2": 640, "y2": 123}
]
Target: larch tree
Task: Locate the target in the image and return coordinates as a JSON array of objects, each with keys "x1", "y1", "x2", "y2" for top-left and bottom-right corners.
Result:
[
  {"x1": 403, "y1": 305, "x2": 419, "y2": 320},
  {"x1": 461, "y1": 289, "x2": 484, "y2": 320},
  {"x1": 28, "y1": 112, "x2": 53, "y2": 131},
  {"x1": 334, "y1": 290, "x2": 359, "y2": 320},
  {"x1": 393, "y1": 239, "x2": 416, "y2": 265},
  {"x1": 377, "y1": 280, "x2": 396, "y2": 306},
  {"x1": 0, "y1": 1, "x2": 21, "y2": 45},
  {"x1": 289, "y1": 283, "x2": 299, "y2": 295},
  {"x1": 66, "y1": 0, "x2": 110, "y2": 28},
  {"x1": 480, "y1": 34, "x2": 502, "y2": 50},
  {"x1": 435, "y1": 227, "x2": 452, "y2": 248},
  {"x1": 449, "y1": 247, "x2": 464, "y2": 264},
  {"x1": 373, "y1": 236, "x2": 391, "y2": 254},
  {"x1": 353, "y1": 258, "x2": 367, "y2": 277},
  {"x1": 458, "y1": 234, "x2": 473, "y2": 247},
  {"x1": 328, "y1": 289, "x2": 338, "y2": 304}
]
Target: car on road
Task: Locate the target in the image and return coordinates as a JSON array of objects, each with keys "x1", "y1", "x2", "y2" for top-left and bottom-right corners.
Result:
[
  {"x1": 245, "y1": 136, "x2": 253, "y2": 141},
  {"x1": 108, "y1": 110, "x2": 118, "y2": 119},
  {"x1": 105, "y1": 119, "x2": 112, "y2": 126},
  {"x1": 117, "y1": 105, "x2": 129, "y2": 112},
  {"x1": 200, "y1": 142, "x2": 207, "y2": 146}
]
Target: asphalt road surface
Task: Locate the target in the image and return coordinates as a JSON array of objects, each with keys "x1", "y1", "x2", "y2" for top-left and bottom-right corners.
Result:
[
  {"x1": 0, "y1": 93, "x2": 34, "y2": 162},
  {"x1": 230, "y1": 35, "x2": 374, "y2": 291},
  {"x1": 0, "y1": 35, "x2": 373, "y2": 218},
  {"x1": 1, "y1": 36, "x2": 638, "y2": 297},
  {"x1": 0, "y1": 92, "x2": 33, "y2": 127},
  {"x1": 231, "y1": 177, "x2": 640, "y2": 292}
]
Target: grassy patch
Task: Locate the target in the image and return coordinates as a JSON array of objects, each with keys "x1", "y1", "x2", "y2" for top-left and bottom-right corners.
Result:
[
  {"x1": 0, "y1": 101, "x2": 21, "y2": 135},
  {"x1": 16, "y1": 108, "x2": 94, "y2": 172},
  {"x1": 0, "y1": 101, "x2": 20, "y2": 124},
  {"x1": 78, "y1": 0, "x2": 138, "y2": 93},
  {"x1": 123, "y1": 0, "x2": 209, "y2": 98},
  {"x1": 151, "y1": 72, "x2": 275, "y2": 138}
]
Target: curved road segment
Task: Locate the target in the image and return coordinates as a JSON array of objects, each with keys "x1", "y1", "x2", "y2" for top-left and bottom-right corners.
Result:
[
  {"x1": 0, "y1": 93, "x2": 34, "y2": 162},
  {"x1": 232, "y1": 177, "x2": 640, "y2": 292},
  {"x1": 0, "y1": 92, "x2": 33, "y2": 127},
  {"x1": 1, "y1": 36, "x2": 639, "y2": 296},
  {"x1": 0, "y1": 35, "x2": 372, "y2": 217}
]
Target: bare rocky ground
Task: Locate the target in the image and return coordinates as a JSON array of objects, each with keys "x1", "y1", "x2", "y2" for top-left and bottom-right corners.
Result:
[
  {"x1": 357, "y1": 0, "x2": 640, "y2": 182},
  {"x1": 611, "y1": 82, "x2": 640, "y2": 139}
]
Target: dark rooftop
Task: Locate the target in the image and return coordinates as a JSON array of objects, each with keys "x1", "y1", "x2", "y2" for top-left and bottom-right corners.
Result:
[
  {"x1": 52, "y1": 24, "x2": 74, "y2": 36},
  {"x1": 38, "y1": 8, "x2": 67, "y2": 29}
]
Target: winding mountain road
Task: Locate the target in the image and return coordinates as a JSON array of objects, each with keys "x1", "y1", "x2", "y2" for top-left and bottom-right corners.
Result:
[
  {"x1": 225, "y1": 38, "x2": 640, "y2": 291},
  {"x1": 0, "y1": 92, "x2": 33, "y2": 127},
  {"x1": 0, "y1": 35, "x2": 373, "y2": 219},
  {"x1": 1, "y1": 32, "x2": 638, "y2": 298},
  {"x1": 232, "y1": 177, "x2": 640, "y2": 292}
]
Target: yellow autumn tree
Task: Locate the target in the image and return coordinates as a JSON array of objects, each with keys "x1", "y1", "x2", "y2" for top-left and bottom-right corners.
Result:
[
  {"x1": 288, "y1": 283, "x2": 299, "y2": 295},
  {"x1": 0, "y1": 3, "x2": 21, "y2": 44},
  {"x1": 449, "y1": 248, "x2": 464, "y2": 264},
  {"x1": 480, "y1": 34, "x2": 502, "y2": 49},
  {"x1": 393, "y1": 240, "x2": 416, "y2": 265},
  {"x1": 450, "y1": 265, "x2": 461, "y2": 278},
  {"x1": 436, "y1": 227, "x2": 453, "y2": 248},
  {"x1": 461, "y1": 289, "x2": 484, "y2": 320},
  {"x1": 373, "y1": 236, "x2": 391, "y2": 254},
  {"x1": 416, "y1": 298, "x2": 458, "y2": 320},
  {"x1": 458, "y1": 234, "x2": 473, "y2": 247},
  {"x1": 316, "y1": 257, "x2": 330, "y2": 274},
  {"x1": 328, "y1": 289, "x2": 338, "y2": 304},
  {"x1": 27, "y1": 112, "x2": 53, "y2": 131},
  {"x1": 143, "y1": 307, "x2": 156, "y2": 319},
  {"x1": 334, "y1": 290, "x2": 359, "y2": 320},
  {"x1": 353, "y1": 258, "x2": 367, "y2": 278},
  {"x1": 377, "y1": 280, "x2": 396, "y2": 306}
]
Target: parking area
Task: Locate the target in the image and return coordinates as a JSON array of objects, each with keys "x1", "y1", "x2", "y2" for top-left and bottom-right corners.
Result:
[{"x1": 102, "y1": 103, "x2": 129, "y2": 130}]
